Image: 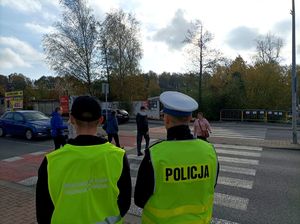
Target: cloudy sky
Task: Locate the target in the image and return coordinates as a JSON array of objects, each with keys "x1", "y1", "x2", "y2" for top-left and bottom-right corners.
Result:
[{"x1": 0, "y1": 0, "x2": 299, "y2": 80}]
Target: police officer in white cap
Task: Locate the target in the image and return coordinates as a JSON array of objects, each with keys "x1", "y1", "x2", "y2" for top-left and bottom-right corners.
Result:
[{"x1": 134, "y1": 91, "x2": 219, "y2": 224}]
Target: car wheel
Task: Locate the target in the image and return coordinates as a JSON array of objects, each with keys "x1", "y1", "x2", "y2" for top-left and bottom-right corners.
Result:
[
  {"x1": 25, "y1": 129, "x2": 33, "y2": 140},
  {"x1": 0, "y1": 127, "x2": 5, "y2": 137}
]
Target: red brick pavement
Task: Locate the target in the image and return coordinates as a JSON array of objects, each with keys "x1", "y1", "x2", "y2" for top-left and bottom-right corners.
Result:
[
  {"x1": 0, "y1": 181, "x2": 36, "y2": 224},
  {"x1": 0, "y1": 153, "x2": 46, "y2": 183}
]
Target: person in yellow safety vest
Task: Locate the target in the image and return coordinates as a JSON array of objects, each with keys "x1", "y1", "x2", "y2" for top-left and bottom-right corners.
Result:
[
  {"x1": 134, "y1": 91, "x2": 219, "y2": 224},
  {"x1": 36, "y1": 96, "x2": 132, "y2": 224}
]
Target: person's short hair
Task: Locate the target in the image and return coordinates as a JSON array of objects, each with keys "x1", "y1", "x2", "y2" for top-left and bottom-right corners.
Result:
[
  {"x1": 71, "y1": 96, "x2": 102, "y2": 122},
  {"x1": 55, "y1": 107, "x2": 61, "y2": 112}
]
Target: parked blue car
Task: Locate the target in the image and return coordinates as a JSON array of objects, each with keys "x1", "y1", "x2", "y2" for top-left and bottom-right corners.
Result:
[{"x1": 0, "y1": 110, "x2": 53, "y2": 140}]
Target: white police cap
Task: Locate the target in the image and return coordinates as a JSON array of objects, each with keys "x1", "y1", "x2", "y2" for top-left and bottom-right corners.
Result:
[{"x1": 159, "y1": 91, "x2": 198, "y2": 117}]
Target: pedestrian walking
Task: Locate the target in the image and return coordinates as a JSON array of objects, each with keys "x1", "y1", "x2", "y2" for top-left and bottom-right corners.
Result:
[
  {"x1": 36, "y1": 96, "x2": 132, "y2": 224},
  {"x1": 104, "y1": 110, "x2": 121, "y2": 147},
  {"x1": 134, "y1": 91, "x2": 219, "y2": 224},
  {"x1": 50, "y1": 106, "x2": 67, "y2": 149},
  {"x1": 193, "y1": 111, "x2": 212, "y2": 141},
  {"x1": 136, "y1": 106, "x2": 150, "y2": 156}
]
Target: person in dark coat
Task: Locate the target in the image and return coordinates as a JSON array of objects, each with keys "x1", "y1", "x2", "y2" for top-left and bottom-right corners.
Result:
[
  {"x1": 50, "y1": 107, "x2": 67, "y2": 149},
  {"x1": 104, "y1": 110, "x2": 120, "y2": 147},
  {"x1": 36, "y1": 96, "x2": 132, "y2": 223},
  {"x1": 136, "y1": 106, "x2": 150, "y2": 156}
]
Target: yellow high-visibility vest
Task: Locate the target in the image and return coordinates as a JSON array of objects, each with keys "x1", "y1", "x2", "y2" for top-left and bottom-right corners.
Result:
[
  {"x1": 142, "y1": 139, "x2": 218, "y2": 224},
  {"x1": 46, "y1": 142, "x2": 125, "y2": 224}
]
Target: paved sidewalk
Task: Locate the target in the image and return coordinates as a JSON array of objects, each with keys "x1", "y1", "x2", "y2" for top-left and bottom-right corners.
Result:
[{"x1": 0, "y1": 180, "x2": 36, "y2": 224}]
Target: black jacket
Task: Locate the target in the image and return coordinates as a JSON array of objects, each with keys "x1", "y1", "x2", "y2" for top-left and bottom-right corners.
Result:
[
  {"x1": 134, "y1": 125, "x2": 219, "y2": 208},
  {"x1": 36, "y1": 135, "x2": 132, "y2": 223},
  {"x1": 136, "y1": 112, "x2": 149, "y2": 133}
]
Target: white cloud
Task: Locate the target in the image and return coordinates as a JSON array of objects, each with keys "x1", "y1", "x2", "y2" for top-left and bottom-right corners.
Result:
[
  {"x1": 0, "y1": 0, "x2": 42, "y2": 12},
  {"x1": 0, "y1": 48, "x2": 31, "y2": 69},
  {"x1": 226, "y1": 26, "x2": 259, "y2": 50},
  {"x1": 25, "y1": 23, "x2": 56, "y2": 34},
  {"x1": 0, "y1": 36, "x2": 44, "y2": 68},
  {"x1": 41, "y1": 11, "x2": 59, "y2": 22},
  {"x1": 152, "y1": 9, "x2": 192, "y2": 50},
  {"x1": 42, "y1": 0, "x2": 60, "y2": 8}
]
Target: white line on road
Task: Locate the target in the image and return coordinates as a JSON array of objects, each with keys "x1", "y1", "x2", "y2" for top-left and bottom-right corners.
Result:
[
  {"x1": 29, "y1": 151, "x2": 48, "y2": 156},
  {"x1": 127, "y1": 154, "x2": 144, "y2": 161},
  {"x1": 217, "y1": 176, "x2": 253, "y2": 189},
  {"x1": 211, "y1": 134, "x2": 264, "y2": 140},
  {"x1": 2, "y1": 156, "x2": 23, "y2": 162},
  {"x1": 214, "y1": 192, "x2": 249, "y2": 211},
  {"x1": 216, "y1": 149, "x2": 261, "y2": 157},
  {"x1": 211, "y1": 217, "x2": 239, "y2": 224},
  {"x1": 214, "y1": 144, "x2": 263, "y2": 151},
  {"x1": 220, "y1": 165, "x2": 256, "y2": 176},
  {"x1": 18, "y1": 176, "x2": 38, "y2": 186},
  {"x1": 218, "y1": 156, "x2": 259, "y2": 165}
]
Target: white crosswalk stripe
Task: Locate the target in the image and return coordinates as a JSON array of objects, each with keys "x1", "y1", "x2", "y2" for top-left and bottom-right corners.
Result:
[
  {"x1": 217, "y1": 176, "x2": 253, "y2": 189},
  {"x1": 216, "y1": 148, "x2": 261, "y2": 157},
  {"x1": 218, "y1": 156, "x2": 259, "y2": 165},
  {"x1": 210, "y1": 127, "x2": 266, "y2": 140},
  {"x1": 128, "y1": 143, "x2": 263, "y2": 223},
  {"x1": 220, "y1": 165, "x2": 256, "y2": 176},
  {"x1": 214, "y1": 144, "x2": 263, "y2": 151},
  {"x1": 214, "y1": 193, "x2": 249, "y2": 211}
]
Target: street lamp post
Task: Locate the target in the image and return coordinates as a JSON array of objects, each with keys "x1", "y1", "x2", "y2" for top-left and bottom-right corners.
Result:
[{"x1": 291, "y1": 0, "x2": 298, "y2": 144}]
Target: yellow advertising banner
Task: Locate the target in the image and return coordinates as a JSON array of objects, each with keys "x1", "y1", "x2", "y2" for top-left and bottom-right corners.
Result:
[{"x1": 5, "y1": 91, "x2": 24, "y2": 111}]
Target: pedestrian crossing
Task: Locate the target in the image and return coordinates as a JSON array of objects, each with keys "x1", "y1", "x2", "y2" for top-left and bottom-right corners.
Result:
[
  {"x1": 209, "y1": 127, "x2": 266, "y2": 140},
  {"x1": 127, "y1": 143, "x2": 263, "y2": 223}
]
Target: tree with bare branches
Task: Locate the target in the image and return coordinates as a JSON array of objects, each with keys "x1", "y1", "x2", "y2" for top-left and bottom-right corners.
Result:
[
  {"x1": 254, "y1": 33, "x2": 284, "y2": 64},
  {"x1": 184, "y1": 20, "x2": 222, "y2": 108},
  {"x1": 43, "y1": 0, "x2": 100, "y2": 95}
]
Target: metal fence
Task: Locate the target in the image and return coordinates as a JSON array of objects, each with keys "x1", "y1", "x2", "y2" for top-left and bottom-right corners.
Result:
[{"x1": 220, "y1": 109, "x2": 289, "y2": 123}]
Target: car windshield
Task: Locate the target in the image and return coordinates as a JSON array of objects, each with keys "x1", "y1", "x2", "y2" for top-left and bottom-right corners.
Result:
[{"x1": 22, "y1": 112, "x2": 49, "y2": 121}]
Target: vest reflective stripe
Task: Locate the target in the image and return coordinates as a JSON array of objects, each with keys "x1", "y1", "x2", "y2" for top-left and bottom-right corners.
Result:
[
  {"x1": 143, "y1": 213, "x2": 212, "y2": 224},
  {"x1": 46, "y1": 142, "x2": 124, "y2": 224},
  {"x1": 144, "y1": 202, "x2": 212, "y2": 218},
  {"x1": 142, "y1": 139, "x2": 217, "y2": 224}
]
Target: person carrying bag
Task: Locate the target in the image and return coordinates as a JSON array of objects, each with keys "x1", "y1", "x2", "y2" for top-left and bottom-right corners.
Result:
[{"x1": 193, "y1": 112, "x2": 212, "y2": 141}]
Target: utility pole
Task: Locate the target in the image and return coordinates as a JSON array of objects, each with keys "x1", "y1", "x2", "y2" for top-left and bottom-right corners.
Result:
[{"x1": 291, "y1": 0, "x2": 298, "y2": 144}]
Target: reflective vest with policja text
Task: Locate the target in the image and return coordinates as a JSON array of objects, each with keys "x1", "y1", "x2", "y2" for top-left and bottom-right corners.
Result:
[
  {"x1": 46, "y1": 142, "x2": 125, "y2": 224},
  {"x1": 142, "y1": 139, "x2": 218, "y2": 224}
]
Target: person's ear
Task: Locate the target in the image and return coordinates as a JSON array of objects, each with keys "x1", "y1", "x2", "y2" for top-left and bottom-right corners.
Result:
[
  {"x1": 164, "y1": 114, "x2": 171, "y2": 124},
  {"x1": 99, "y1": 116, "x2": 104, "y2": 124},
  {"x1": 70, "y1": 115, "x2": 76, "y2": 125}
]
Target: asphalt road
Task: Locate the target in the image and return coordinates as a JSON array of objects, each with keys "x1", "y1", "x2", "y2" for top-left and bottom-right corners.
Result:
[
  {"x1": 0, "y1": 122, "x2": 160, "y2": 160},
  {"x1": 212, "y1": 147, "x2": 300, "y2": 224}
]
